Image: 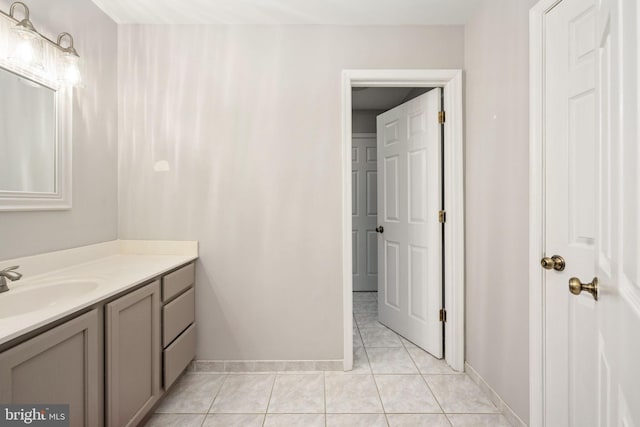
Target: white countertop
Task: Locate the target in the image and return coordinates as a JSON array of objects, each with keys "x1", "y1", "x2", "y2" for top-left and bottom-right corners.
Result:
[{"x1": 0, "y1": 240, "x2": 198, "y2": 346}]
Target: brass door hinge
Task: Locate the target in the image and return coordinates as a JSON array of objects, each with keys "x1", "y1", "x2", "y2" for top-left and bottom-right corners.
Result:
[
  {"x1": 438, "y1": 210, "x2": 447, "y2": 223},
  {"x1": 439, "y1": 308, "x2": 447, "y2": 322},
  {"x1": 438, "y1": 111, "x2": 446, "y2": 124}
]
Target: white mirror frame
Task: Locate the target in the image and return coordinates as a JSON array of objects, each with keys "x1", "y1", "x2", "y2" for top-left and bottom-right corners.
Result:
[{"x1": 0, "y1": 19, "x2": 72, "y2": 211}]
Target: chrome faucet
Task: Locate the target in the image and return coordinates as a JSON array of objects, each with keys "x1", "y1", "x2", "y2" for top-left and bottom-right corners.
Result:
[{"x1": 0, "y1": 265, "x2": 22, "y2": 293}]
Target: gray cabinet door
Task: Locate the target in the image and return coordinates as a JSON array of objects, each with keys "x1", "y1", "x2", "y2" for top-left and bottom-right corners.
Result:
[
  {"x1": 106, "y1": 281, "x2": 161, "y2": 427},
  {"x1": 0, "y1": 310, "x2": 101, "y2": 427}
]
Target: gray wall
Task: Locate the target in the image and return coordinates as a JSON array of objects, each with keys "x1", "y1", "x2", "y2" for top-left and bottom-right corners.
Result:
[
  {"x1": 352, "y1": 110, "x2": 383, "y2": 134},
  {"x1": 117, "y1": 25, "x2": 464, "y2": 360},
  {"x1": 0, "y1": 0, "x2": 118, "y2": 260},
  {"x1": 464, "y1": 0, "x2": 536, "y2": 422}
]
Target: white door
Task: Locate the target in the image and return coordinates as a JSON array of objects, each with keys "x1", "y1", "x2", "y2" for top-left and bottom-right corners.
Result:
[
  {"x1": 542, "y1": 0, "x2": 640, "y2": 425},
  {"x1": 593, "y1": 0, "x2": 640, "y2": 424},
  {"x1": 376, "y1": 89, "x2": 442, "y2": 357},
  {"x1": 352, "y1": 134, "x2": 378, "y2": 291}
]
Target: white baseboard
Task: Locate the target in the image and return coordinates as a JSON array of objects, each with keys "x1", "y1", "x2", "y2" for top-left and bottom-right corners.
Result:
[
  {"x1": 190, "y1": 359, "x2": 343, "y2": 373},
  {"x1": 465, "y1": 362, "x2": 528, "y2": 427}
]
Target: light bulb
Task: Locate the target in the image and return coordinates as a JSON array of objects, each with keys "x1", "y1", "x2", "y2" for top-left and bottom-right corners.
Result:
[
  {"x1": 63, "y1": 59, "x2": 80, "y2": 86},
  {"x1": 57, "y1": 52, "x2": 82, "y2": 87},
  {"x1": 14, "y1": 39, "x2": 34, "y2": 62},
  {"x1": 7, "y1": 3, "x2": 43, "y2": 69},
  {"x1": 9, "y1": 28, "x2": 43, "y2": 69},
  {"x1": 55, "y1": 33, "x2": 82, "y2": 88}
]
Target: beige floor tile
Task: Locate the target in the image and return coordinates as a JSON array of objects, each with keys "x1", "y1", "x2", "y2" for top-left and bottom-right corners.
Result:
[
  {"x1": 375, "y1": 375, "x2": 441, "y2": 413},
  {"x1": 325, "y1": 375, "x2": 384, "y2": 413},
  {"x1": 143, "y1": 414, "x2": 205, "y2": 427},
  {"x1": 407, "y1": 348, "x2": 459, "y2": 374},
  {"x1": 387, "y1": 414, "x2": 451, "y2": 427},
  {"x1": 353, "y1": 292, "x2": 378, "y2": 302},
  {"x1": 354, "y1": 310, "x2": 378, "y2": 324},
  {"x1": 354, "y1": 326, "x2": 364, "y2": 348},
  {"x1": 326, "y1": 413, "x2": 389, "y2": 426},
  {"x1": 352, "y1": 346, "x2": 372, "y2": 373},
  {"x1": 360, "y1": 327, "x2": 403, "y2": 348},
  {"x1": 424, "y1": 375, "x2": 499, "y2": 413},
  {"x1": 366, "y1": 347, "x2": 418, "y2": 374},
  {"x1": 354, "y1": 300, "x2": 378, "y2": 313},
  {"x1": 263, "y1": 414, "x2": 325, "y2": 427},
  {"x1": 209, "y1": 374, "x2": 275, "y2": 413},
  {"x1": 267, "y1": 374, "x2": 324, "y2": 413},
  {"x1": 155, "y1": 373, "x2": 227, "y2": 413},
  {"x1": 400, "y1": 336, "x2": 419, "y2": 349},
  {"x1": 447, "y1": 414, "x2": 512, "y2": 426},
  {"x1": 202, "y1": 413, "x2": 264, "y2": 427}
]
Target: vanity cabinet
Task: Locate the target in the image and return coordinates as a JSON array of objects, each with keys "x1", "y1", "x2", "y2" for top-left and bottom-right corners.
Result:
[
  {"x1": 0, "y1": 261, "x2": 196, "y2": 427},
  {"x1": 106, "y1": 281, "x2": 161, "y2": 427},
  {"x1": 0, "y1": 310, "x2": 101, "y2": 427}
]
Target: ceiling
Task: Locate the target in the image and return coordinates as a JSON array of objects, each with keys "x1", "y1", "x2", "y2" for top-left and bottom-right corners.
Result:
[
  {"x1": 352, "y1": 87, "x2": 432, "y2": 110},
  {"x1": 90, "y1": 0, "x2": 482, "y2": 25}
]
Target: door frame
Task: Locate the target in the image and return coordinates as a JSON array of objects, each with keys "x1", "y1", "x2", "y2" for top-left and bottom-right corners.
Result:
[
  {"x1": 341, "y1": 69, "x2": 465, "y2": 372},
  {"x1": 529, "y1": 0, "x2": 563, "y2": 424}
]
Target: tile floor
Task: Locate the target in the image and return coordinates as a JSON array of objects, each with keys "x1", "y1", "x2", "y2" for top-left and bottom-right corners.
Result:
[{"x1": 144, "y1": 292, "x2": 512, "y2": 427}]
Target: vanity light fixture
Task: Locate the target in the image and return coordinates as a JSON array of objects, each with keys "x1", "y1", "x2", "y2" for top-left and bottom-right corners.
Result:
[
  {"x1": 56, "y1": 32, "x2": 81, "y2": 87},
  {"x1": 0, "y1": 2, "x2": 82, "y2": 87},
  {"x1": 7, "y1": 1, "x2": 43, "y2": 69}
]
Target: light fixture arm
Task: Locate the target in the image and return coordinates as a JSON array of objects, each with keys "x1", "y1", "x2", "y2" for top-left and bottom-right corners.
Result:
[
  {"x1": 8, "y1": 1, "x2": 37, "y2": 33},
  {"x1": 56, "y1": 32, "x2": 79, "y2": 57},
  {"x1": 9, "y1": 1, "x2": 29, "y2": 21}
]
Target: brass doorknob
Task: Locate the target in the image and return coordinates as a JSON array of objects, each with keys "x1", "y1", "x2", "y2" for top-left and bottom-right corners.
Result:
[
  {"x1": 569, "y1": 277, "x2": 598, "y2": 301},
  {"x1": 541, "y1": 255, "x2": 566, "y2": 271},
  {"x1": 375, "y1": 226, "x2": 384, "y2": 234}
]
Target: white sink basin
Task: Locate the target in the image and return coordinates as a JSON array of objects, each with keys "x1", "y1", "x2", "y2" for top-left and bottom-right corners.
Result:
[{"x1": 0, "y1": 279, "x2": 101, "y2": 319}]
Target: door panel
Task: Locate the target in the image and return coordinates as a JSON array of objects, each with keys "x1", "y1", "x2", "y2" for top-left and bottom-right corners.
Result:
[
  {"x1": 366, "y1": 231, "x2": 377, "y2": 276},
  {"x1": 377, "y1": 89, "x2": 442, "y2": 357},
  {"x1": 352, "y1": 135, "x2": 378, "y2": 291},
  {"x1": 384, "y1": 240, "x2": 400, "y2": 308},
  {"x1": 383, "y1": 156, "x2": 400, "y2": 222},
  {"x1": 366, "y1": 171, "x2": 377, "y2": 216},
  {"x1": 408, "y1": 150, "x2": 428, "y2": 223},
  {"x1": 409, "y1": 245, "x2": 428, "y2": 321}
]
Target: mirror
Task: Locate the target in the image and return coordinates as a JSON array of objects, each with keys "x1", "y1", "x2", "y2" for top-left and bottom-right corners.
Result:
[
  {"x1": 0, "y1": 63, "x2": 72, "y2": 211},
  {"x1": 0, "y1": 67, "x2": 56, "y2": 193}
]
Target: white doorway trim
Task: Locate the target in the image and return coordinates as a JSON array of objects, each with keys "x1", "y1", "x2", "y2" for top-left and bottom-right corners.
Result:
[
  {"x1": 529, "y1": 1, "x2": 561, "y2": 424},
  {"x1": 341, "y1": 69, "x2": 465, "y2": 372}
]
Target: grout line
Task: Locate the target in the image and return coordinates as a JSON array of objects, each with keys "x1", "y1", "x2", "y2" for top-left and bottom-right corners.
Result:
[
  {"x1": 370, "y1": 372, "x2": 388, "y2": 417},
  {"x1": 262, "y1": 372, "x2": 278, "y2": 426},
  {"x1": 420, "y1": 374, "x2": 447, "y2": 416},
  {"x1": 403, "y1": 335, "x2": 424, "y2": 376},
  {"x1": 323, "y1": 372, "x2": 327, "y2": 427},
  {"x1": 204, "y1": 373, "x2": 230, "y2": 415}
]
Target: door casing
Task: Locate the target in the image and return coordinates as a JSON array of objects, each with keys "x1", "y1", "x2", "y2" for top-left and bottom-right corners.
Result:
[{"x1": 341, "y1": 69, "x2": 465, "y2": 372}]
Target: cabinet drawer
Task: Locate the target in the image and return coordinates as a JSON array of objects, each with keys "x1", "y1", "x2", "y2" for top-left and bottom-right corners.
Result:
[
  {"x1": 163, "y1": 287, "x2": 195, "y2": 347},
  {"x1": 163, "y1": 323, "x2": 195, "y2": 389},
  {"x1": 162, "y1": 263, "x2": 195, "y2": 302}
]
